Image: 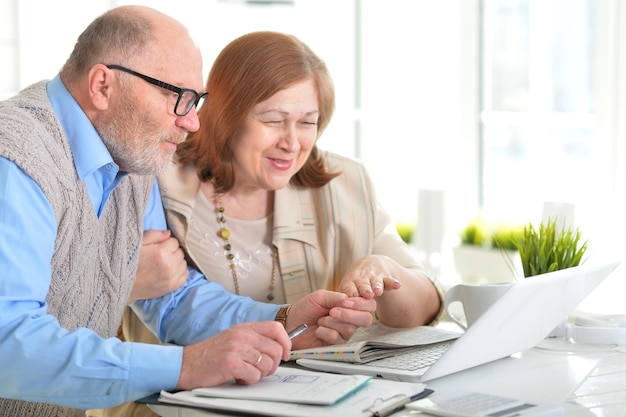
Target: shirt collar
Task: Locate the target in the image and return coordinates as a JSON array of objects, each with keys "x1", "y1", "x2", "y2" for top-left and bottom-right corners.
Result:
[
  {"x1": 46, "y1": 75, "x2": 119, "y2": 180},
  {"x1": 274, "y1": 184, "x2": 319, "y2": 248}
]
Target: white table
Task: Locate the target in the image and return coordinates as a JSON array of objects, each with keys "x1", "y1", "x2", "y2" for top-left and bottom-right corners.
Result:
[
  {"x1": 148, "y1": 337, "x2": 626, "y2": 416},
  {"x1": 398, "y1": 339, "x2": 626, "y2": 416}
]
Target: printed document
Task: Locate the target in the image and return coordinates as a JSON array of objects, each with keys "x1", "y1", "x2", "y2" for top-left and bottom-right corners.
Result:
[
  {"x1": 191, "y1": 366, "x2": 370, "y2": 405},
  {"x1": 159, "y1": 368, "x2": 425, "y2": 417}
]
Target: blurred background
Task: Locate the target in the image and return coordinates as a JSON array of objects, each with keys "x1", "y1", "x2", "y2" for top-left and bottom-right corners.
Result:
[{"x1": 2, "y1": 0, "x2": 625, "y2": 299}]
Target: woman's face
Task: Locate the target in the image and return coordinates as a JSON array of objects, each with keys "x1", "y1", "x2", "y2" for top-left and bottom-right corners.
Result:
[{"x1": 230, "y1": 78, "x2": 319, "y2": 192}]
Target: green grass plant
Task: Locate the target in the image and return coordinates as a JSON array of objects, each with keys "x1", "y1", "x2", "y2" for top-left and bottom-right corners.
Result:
[
  {"x1": 490, "y1": 223, "x2": 524, "y2": 251},
  {"x1": 460, "y1": 218, "x2": 522, "y2": 250},
  {"x1": 395, "y1": 221, "x2": 416, "y2": 244},
  {"x1": 460, "y1": 218, "x2": 489, "y2": 247},
  {"x1": 513, "y1": 218, "x2": 588, "y2": 277}
]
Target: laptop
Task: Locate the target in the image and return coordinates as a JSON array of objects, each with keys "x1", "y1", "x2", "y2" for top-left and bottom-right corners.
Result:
[{"x1": 297, "y1": 261, "x2": 620, "y2": 382}]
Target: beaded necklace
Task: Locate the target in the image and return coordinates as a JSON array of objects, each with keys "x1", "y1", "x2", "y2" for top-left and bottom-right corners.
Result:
[{"x1": 215, "y1": 195, "x2": 277, "y2": 301}]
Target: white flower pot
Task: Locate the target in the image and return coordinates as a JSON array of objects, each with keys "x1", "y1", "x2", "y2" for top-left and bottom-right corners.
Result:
[{"x1": 452, "y1": 245, "x2": 523, "y2": 284}]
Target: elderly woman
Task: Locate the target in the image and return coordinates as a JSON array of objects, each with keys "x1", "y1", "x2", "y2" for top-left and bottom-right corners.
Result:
[{"x1": 160, "y1": 31, "x2": 443, "y2": 328}]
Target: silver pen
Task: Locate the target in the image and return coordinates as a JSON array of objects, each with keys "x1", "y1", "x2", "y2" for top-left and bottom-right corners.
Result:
[{"x1": 288, "y1": 323, "x2": 308, "y2": 340}]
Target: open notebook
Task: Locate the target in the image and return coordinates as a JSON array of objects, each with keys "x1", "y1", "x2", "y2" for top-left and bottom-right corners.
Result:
[
  {"x1": 297, "y1": 261, "x2": 620, "y2": 382},
  {"x1": 290, "y1": 324, "x2": 461, "y2": 363}
]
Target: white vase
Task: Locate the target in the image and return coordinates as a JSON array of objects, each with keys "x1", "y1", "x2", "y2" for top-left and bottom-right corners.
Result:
[{"x1": 452, "y1": 245, "x2": 523, "y2": 284}]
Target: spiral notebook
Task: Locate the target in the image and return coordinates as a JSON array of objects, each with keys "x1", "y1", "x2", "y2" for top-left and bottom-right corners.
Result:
[{"x1": 290, "y1": 325, "x2": 461, "y2": 363}]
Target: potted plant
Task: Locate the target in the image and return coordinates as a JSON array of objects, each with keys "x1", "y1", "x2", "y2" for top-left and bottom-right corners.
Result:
[
  {"x1": 512, "y1": 217, "x2": 588, "y2": 278},
  {"x1": 452, "y1": 218, "x2": 524, "y2": 283},
  {"x1": 395, "y1": 221, "x2": 416, "y2": 244},
  {"x1": 512, "y1": 217, "x2": 589, "y2": 338}
]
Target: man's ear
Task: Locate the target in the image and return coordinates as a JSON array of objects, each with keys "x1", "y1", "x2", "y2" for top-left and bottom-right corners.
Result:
[{"x1": 87, "y1": 64, "x2": 114, "y2": 111}]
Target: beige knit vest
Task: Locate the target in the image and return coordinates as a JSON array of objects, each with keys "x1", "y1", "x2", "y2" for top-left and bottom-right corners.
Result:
[{"x1": 0, "y1": 81, "x2": 153, "y2": 417}]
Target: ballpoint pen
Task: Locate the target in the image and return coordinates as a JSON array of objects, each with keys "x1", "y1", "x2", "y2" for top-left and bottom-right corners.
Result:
[{"x1": 288, "y1": 323, "x2": 308, "y2": 340}]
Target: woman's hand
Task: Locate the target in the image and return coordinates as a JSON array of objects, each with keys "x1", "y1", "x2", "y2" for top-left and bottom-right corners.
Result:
[
  {"x1": 338, "y1": 255, "x2": 442, "y2": 328},
  {"x1": 338, "y1": 255, "x2": 402, "y2": 299},
  {"x1": 130, "y1": 230, "x2": 188, "y2": 302}
]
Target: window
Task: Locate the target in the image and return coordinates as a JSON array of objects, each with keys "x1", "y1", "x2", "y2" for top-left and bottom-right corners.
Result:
[{"x1": 480, "y1": 0, "x2": 624, "y2": 256}]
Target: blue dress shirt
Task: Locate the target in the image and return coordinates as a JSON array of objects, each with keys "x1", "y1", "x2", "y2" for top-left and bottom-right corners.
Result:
[{"x1": 0, "y1": 76, "x2": 279, "y2": 409}]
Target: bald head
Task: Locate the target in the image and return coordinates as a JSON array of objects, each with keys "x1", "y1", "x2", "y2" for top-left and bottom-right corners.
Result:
[{"x1": 60, "y1": 6, "x2": 198, "y2": 86}]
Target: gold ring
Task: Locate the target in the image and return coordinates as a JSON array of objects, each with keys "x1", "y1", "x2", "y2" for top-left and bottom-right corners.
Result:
[{"x1": 253, "y1": 353, "x2": 263, "y2": 367}]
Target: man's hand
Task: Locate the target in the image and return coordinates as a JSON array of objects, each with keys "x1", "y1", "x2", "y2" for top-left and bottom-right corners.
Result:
[
  {"x1": 287, "y1": 290, "x2": 377, "y2": 349},
  {"x1": 177, "y1": 321, "x2": 290, "y2": 389},
  {"x1": 129, "y1": 230, "x2": 188, "y2": 302}
]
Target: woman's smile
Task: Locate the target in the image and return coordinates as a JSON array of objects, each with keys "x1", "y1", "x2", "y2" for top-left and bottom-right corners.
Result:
[{"x1": 267, "y1": 156, "x2": 294, "y2": 171}]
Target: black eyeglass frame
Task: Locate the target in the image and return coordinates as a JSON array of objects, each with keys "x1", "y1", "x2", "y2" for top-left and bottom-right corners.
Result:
[{"x1": 106, "y1": 64, "x2": 208, "y2": 116}]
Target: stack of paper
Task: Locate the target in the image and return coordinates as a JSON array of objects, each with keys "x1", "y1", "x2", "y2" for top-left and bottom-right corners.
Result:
[{"x1": 158, "y1": 366, "x2": 425, "y2": 417}]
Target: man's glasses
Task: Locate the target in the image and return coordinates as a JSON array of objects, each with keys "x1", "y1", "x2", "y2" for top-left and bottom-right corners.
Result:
[{"x1": 106, "y1": 64, "x2": 208, "y2": 116}]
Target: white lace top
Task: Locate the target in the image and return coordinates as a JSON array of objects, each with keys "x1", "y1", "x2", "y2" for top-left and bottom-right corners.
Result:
[{"x1": 186, "y1": 191, "x2": 286, "y2": 304}]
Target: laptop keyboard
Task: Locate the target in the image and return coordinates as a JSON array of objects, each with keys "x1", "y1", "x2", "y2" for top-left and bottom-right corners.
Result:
[{"x1": 366, "y1": 341, "x2": 453, "y2": 371}]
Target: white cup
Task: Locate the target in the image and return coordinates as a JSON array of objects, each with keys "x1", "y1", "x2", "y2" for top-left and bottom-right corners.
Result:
[{"x1": 444, "y1": 282, "x2": 513, "y2": 330}]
